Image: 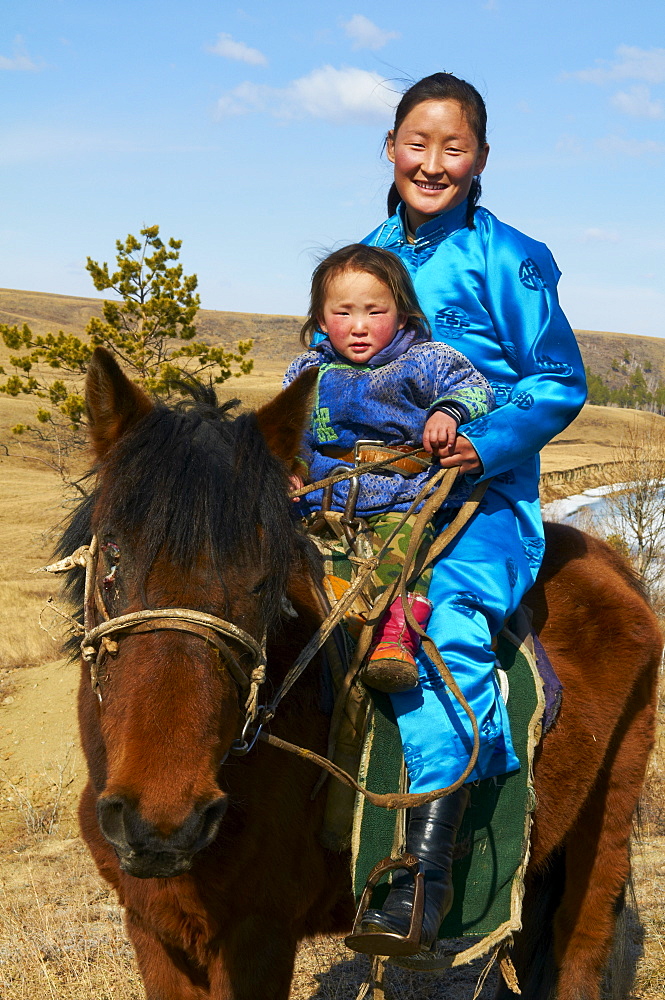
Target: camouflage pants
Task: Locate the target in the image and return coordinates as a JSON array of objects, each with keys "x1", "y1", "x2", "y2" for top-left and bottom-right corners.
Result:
[{"x1": 366, "y1": 512, "x2": 433, "y2": 597}]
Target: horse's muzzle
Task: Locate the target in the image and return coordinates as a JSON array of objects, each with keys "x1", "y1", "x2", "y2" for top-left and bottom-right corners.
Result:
[{"x1": 96, "y1": 792, "x2": 228, "y2": 879}]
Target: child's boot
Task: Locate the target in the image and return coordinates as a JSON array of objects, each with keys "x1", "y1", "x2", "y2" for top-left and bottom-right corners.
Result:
[{"x1": 359, "y1": 594, "x2": 432, "y2": 693}]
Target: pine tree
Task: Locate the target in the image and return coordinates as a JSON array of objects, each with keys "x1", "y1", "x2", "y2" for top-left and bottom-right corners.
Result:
[
  {"x1": 0, "y1": 226, "x2": 253, "y2": 475},
  {"x1": 585, "y1": 367, "x2": 610, "y2": 406}
]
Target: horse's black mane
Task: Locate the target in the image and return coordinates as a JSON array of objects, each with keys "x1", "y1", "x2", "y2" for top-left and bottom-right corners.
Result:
[{"x1": 58, "y1": 384, "x2": 302, "y2": 630}]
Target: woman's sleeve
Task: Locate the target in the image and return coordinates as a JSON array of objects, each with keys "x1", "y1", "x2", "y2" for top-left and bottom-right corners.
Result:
[{"x1": 461, "y1": 229, "x2": 587, "y2": 480}]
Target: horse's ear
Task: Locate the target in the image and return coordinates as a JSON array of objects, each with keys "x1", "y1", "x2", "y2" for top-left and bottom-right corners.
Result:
[
  {"x1": 255, "y1": 367, "x2": 318, "y2": 467},
  {"x1": 86, "y1": 347, "x2": 153, "y2": 459}
]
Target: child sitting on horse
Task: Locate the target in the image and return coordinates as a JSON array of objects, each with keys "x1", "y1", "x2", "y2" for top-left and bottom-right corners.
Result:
[{"x1": 283, "y1": 243, "x2": 494, "y2": 692}]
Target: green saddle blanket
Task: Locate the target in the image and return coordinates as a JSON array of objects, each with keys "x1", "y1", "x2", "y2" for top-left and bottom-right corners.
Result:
[
  {"x1": 307, "y1": 514, "x2": 545, "y2": 969},
  {"x1": 350, "y1": 612, "x2": 545, "y2": 970}
]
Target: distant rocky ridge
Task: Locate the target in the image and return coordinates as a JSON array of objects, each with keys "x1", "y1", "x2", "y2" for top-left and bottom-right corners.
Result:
[{"x1": 575, "y1": 330, "x2": 665, "y2": 388}]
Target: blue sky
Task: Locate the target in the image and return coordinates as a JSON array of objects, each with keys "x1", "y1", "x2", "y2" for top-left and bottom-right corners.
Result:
[{"x1": 1, "y1": 1, "x2": 664, "y2": 337}]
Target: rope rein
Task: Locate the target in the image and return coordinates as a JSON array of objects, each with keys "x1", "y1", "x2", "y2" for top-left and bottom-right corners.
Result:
[
  {"x1": 260, "y1": 460, "x2": 489, "y2": 809},
  {"x1": 42, "y1": 446, "x2": 488, "y2": 809}
]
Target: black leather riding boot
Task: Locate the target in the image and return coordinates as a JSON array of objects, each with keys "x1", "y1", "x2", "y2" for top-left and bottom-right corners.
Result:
[{"x1": 360, "y1": 786, "x2": 470, "y2": 951}]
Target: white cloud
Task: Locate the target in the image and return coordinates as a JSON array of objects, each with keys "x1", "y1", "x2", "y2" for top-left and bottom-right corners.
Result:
[
  {"x1": 555, "y1": 132, "x2": 665, "y2": 161},
  {"x1": 567, "y1": 45, "x2": 665, "y2": 85},
  {"x1": 580, "y1": 228, "x2": 619, "y2": 244},
  {"x1": 611, "y1": 85, "x2": 664, "y2": 120},
  {"x1": 290, "y1": 66, "x2": 393, "y2": 121},
  {"x1": 0, "y1": 125, "x2": 209, "y2": 166},
  {"x1": 341, "y1": 15, "x2": 399, "y2": 51},
  {"x1": 216, "y1": 65, "x2": 395, "y2": 124},
  {"x1": 207, "y1": 32, "x2": 267, "y2": 66},
  {"x1": 216, "y1": 82, "x2": 269, "y2": 117},
  {"x1": 0, "y1": 53, "x2": 37, "y2": 71},
  {"x1": 0, "y1": 37, "x2": 39, "y2": 71},
  {"x1": 596, "y1": 134, "x2": 665, "y2": 157},
  {"x1": 555, "y1": 134, "x2": 587, "y2": 158}
]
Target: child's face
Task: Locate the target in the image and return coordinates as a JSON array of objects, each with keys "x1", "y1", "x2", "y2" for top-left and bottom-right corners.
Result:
[{"x1": 319, "y1": 270, "x2": 406, "y2": 364}]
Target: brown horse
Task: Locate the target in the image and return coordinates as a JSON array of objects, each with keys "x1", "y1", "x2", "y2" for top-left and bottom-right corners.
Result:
[{"x1": 60, "y1": 347, "x2": 660, "y2": 1000}]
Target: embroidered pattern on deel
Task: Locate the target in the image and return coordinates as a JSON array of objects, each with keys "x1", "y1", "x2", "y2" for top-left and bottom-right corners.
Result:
[
  {"x1": 460, "y1": 414, "x2": 492, "y2": 438},
  {"x1": 312, "y1": 406, "x2": 338, "y2": 443},
  {"x1": 534, "y1": 354, "x2": 574, "y2": 378},
  {"x1": 434, "y1": 305, "x2": 470, "y2": 339},
  {"x1": 451, "y1": 590, "x2": 486, "y2": 618},
  {"x1": 510, "y1": 390, "x2": 535, "y2": 410},
  {"x1": 451, "y1": 384, "x2": 493, "y2": 420},
  {"x1": 519, "y1": 258, "x2": 547, "y2": 291},
  {"x1": 522, "y1": 536, "x2": 546, "y2": 567}
]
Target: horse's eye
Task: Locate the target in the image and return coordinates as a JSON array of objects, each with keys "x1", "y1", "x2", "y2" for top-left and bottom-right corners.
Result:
[
  {"x1": 250, "y1": 577, "x2": 269, "y2": 595},
  {"x1": 102, "y1": 541, "x2": 121, "y2": 562},
  {"x1": 101, "y1": 540, "x2": 121, "y2": 592}
]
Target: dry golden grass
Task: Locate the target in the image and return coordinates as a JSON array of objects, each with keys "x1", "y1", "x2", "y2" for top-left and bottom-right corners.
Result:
[
  {"x1": 641, "y1": 679, "x2": 665, "y2": 841},
  {"x1": 627, "y1": 672, "x2": 665, "y2": 1000},
  {"x1": 0, "y1": 671, "x2": 663, "y2": 998},
  {"x1": 631, "y1": 836, "x2": 665, "y2": 1000},
  {"x1": 540, "y1": 404, "x2": 665, "y2": 475},
  {"x1": 0, "y1": 457, "x2": 72, "y2": 669},
  {"x1": 0, "y1": 836, "x2": 144, "y2": 1000},
  {"x1": 0, "y1": 827, "x2": 663, "y2": 998}
]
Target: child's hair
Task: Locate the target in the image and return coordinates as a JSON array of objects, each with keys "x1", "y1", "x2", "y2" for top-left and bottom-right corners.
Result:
[{"x1": 300, "y1": 244, "x2": 430, "y2": 347}]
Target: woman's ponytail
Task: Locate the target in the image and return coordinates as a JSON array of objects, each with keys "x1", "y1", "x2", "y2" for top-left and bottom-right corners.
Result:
[
  {"x1": 466, "y1": 176, "x2": 482, "y2": 229},
  {"x1": 387, "y1": 182, "x2": 401, "y2": 218}
]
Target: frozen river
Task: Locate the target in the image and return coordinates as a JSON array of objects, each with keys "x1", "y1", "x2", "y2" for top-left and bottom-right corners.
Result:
[
  {"x1": 542, "y1": 482, "x2": 665, "y2": 586},
  {"x1": 542, "y1": 483, "x2": 633, "y2": 527}
]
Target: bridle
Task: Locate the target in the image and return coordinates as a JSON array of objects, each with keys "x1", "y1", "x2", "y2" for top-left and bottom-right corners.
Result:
[{"x1": 45, "y1": 535, "x2": 268, "y2": 753}]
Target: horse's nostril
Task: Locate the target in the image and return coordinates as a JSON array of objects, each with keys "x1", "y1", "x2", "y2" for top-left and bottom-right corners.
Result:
[
  {"x1": 97, "y1": 794, "x2": 130, "y2": 849},
  {"x1": 197, "y1": 796, "x2": 228, "y2": 849}
]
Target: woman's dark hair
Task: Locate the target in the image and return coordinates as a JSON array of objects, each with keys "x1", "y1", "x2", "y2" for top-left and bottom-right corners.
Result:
[
  {"x1": 300, "y1": 244, "x2": 430, "y2": 347},
  {"x1": 387, "y1": 73, "x2": 487, "y2": 229}
]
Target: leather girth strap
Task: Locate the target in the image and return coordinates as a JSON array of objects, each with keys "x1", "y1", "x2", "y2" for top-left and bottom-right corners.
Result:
[{"x1": 321, "y1": 444, "x2": 432, "y2": 477}]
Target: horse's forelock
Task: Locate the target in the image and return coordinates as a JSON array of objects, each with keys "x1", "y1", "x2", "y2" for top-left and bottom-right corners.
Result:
[{"x1": 57, "y1": 395, "x2": 298, "y2": 629}]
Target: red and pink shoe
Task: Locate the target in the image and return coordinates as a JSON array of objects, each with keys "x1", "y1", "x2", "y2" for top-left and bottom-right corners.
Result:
[{"x1": 360, "y1": 594, "x2": 433, "y2": 693}]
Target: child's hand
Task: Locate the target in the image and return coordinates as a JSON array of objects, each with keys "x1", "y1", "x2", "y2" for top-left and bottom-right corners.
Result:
[
  {"x1": 422, "y1": 411, "x2": 458, "y2": 460},
  {"x1": 423, "y1": 413, "x2": 481, "y2": 473}
]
